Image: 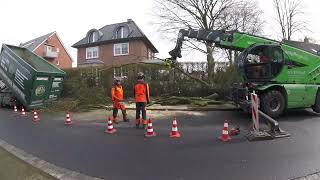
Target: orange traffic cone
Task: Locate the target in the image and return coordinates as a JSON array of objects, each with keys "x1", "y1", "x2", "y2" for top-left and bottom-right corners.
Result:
[
  {"x1": 169, "y1": 117, "x2": 181, "y2": 138},
  {"x1": 219, "y1": 120, "x2": 232, "y2": 142},
  {"x1": 33, "y1": 110, "x2": 40, "y2": 123},
  {"x1": 13, "y1": 105, "x2": 18, "y2": 113},
  {"x1": 65, "y1": 112, "x2": 72, "y2": 125},
  {"x1": 21, "y1": 107, "x2": 27, "y2": 116},
  {"x1": 145, "y1": 118, "x2": 156, "y2": 137},
  {"x1": 105, "y1": 117, "x2": 117, "y2": 134}
]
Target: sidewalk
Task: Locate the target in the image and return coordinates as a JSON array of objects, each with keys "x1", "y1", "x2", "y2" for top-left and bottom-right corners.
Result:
[
  {"x1": 39, "y1": 103, "x2": 239, "y2": 123},
  {"x1": 124, "y1": 103, "x2": 239, "y2": 111},
  {"x1": 49, "y1": 103, "x2": 240, "y2": 123}
]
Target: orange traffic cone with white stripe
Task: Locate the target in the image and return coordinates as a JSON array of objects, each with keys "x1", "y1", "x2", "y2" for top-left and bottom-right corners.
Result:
[
  {"x1": 13, "y1": 105, "x2": 18, "y2": 113},
  {"x1": 145, "y1": 118, "x2": 156, "y2": 137},
  {"x1": 169, "y1": 117, "x2": 181, "y2": 138},
  {"x1": 219, "y1": 120, "x2": 232, "y2": 142},
  {"x1": 105, "y1": 117, "x2": 117, "y2": 134},
  {"x1": 65, "y1": 112, "x2": 72, "y2": 125},
  {"x1": 21, "y1": 107, "x2": 27, "y2": 117},
  {"x1": 33, "y1": 110, "x2": 40, "y2": 123}
]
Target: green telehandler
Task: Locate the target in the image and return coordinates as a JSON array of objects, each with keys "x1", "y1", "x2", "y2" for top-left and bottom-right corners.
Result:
[{"x1": 169, "y1": 29, "x2": 320, "y2": 118}]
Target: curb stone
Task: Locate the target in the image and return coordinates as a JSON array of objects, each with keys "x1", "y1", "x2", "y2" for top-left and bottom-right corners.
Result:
[
  {"x1": 0, "y1": 139, "x2": 102, "y2": 180},
  {"x1": 291, "y1": 172, "x2": 320, "y2": 180}
]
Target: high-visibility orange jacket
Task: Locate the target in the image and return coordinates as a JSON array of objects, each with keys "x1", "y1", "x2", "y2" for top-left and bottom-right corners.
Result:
[
  {"x1": 134, "y1": 81, "x2": 150, "y2": 103},
  {"x1": 111, "y1": 85, "x2": 124, "y2": 102}
]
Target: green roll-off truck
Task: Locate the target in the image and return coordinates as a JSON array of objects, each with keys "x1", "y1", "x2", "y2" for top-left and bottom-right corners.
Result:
[
  {"x1": 169, "y1": 29, "x2": 320, "y2": 118},
  {"x1": 0, "y1": 44, "x2": 65, "y2": 110}
]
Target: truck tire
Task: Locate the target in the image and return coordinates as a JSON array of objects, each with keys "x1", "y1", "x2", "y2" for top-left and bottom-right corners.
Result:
[
  {"x1": 260, "y1": 90, "x2": 285, "y2": 118},
  {"x1": 312, "y1": 92, "x2": 320, "y2": 113}
]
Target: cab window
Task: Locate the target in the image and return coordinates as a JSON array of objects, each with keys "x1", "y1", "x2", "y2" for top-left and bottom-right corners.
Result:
[
  {"x1": 246, "y1": 46, "x2": 270, "y2": 64},
  {"x1": 271, "y1": 47, "x2": 284, "y2": 63}
]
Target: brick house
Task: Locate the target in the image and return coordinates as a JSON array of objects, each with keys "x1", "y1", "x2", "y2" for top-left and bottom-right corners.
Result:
[
  {"x1": 20, "y1": 32, "x2": 73, "y2": 69},
  {"x1": 284, "y1": 37, "x2": 320, "y2": 56},
  {"x1": 72, "y1": 19, "x2": 158, "y2": 67}
]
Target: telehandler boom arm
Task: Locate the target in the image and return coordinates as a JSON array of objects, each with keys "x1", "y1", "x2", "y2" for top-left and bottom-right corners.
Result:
[{"x1": 169, "y1": 29, "x2": 276, "y2": 60}]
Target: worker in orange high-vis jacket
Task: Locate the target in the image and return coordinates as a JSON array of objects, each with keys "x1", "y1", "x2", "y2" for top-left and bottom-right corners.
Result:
[
  {"x1": 134, "y1": 72, "x2": 150, "y2": 129},
  {"x1": 111, "y1": 77, "x2": 129, "y2": 123}
]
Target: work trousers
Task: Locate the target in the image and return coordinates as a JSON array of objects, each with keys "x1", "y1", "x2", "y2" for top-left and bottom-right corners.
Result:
[
  {"x1": 136, "y1": 102, "x2": 146, "y2": 120},
  {"x1": 113, "y1": 101, "x2": 126, "y2": 118}
]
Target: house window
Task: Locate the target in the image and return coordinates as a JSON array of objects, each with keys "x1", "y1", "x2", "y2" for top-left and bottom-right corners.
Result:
[
  {"x1": 148, "y1": 50, "x2": 154, "y2": 59},
  {"x1": 115, "y1": 26, "x2": 128, "y2": 39},
  {"x1": 114, "y1": 43, "x2": 129, "y2": 56},
  {"x1": 86, "y1": 47, "x2": 99, "y2": 59},
  {"x1": 88, "y1": 31, "x2": 99, "y2": 43},
  {"x1": 47, "y1": 46, "x2": 52, "y2": 52}
]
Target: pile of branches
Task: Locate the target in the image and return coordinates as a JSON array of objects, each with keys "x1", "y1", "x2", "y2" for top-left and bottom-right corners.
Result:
[{"x1": 149, "y1": 93, "x2": 222, "y2": 107}]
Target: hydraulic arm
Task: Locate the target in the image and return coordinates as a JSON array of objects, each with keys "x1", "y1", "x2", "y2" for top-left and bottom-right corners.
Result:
[{"x1": 169, "y1": 29, "x2": 276, "y2": 60}]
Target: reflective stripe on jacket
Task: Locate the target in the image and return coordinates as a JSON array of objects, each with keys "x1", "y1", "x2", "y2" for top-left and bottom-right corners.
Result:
[
  {"x1": 111, "y1": 85, "x2": 124, "y2": 101},
  {"x1": 134, "y1": 82, "x2": 150, "y2": 103}
]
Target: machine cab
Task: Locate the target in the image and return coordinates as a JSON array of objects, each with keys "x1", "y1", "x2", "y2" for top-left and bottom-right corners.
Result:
[{"x1": 237, "y1": 44, "x2": 284, "y2": 82}]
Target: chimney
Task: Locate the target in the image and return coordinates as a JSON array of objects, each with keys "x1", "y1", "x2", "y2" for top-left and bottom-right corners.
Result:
[
  {"x1": 304, "y1": 37, "x2": 309, "y2": 43},
  {"x1": 127, "y1": 19, "x2": 133, "y2": 22}
]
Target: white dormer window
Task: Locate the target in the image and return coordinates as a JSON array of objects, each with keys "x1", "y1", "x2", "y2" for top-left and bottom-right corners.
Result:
[
  {"x1": 115, "y1": 26, "x2": 128, "y2": 39},
  {"x1": 88, "y1": 31, "x2": 99, "y2": 43},
  {"x1": 86, "y1": 47, "x2": 99, "y2": 59}
]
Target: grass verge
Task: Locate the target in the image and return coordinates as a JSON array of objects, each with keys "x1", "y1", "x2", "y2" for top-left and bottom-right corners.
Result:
[{"x1": 0, "y1": 147, "x2": 56, "y2": 180}]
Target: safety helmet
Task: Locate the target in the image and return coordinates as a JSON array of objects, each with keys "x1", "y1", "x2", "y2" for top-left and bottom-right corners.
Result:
[
  {"x1": 113, "y1": 77, "x2": 121, "y2": 83},
  {"x1": 137, "y1": 72, "x2": 145, "y2": 80}
]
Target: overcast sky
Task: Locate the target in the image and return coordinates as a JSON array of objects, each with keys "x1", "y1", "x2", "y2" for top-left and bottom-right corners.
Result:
[{"x1": 0, "y1": 0, "x2": 319, "y2": 66}]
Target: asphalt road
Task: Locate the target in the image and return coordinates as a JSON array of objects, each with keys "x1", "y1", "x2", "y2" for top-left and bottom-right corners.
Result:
[{"x1": 0, "y1": 108, "x2": 320, "y2": 180}]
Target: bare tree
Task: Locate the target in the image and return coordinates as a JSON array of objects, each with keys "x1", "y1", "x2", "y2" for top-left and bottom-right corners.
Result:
[
  {"x1": 220, "y1": 0, "x2": 264, "y2": 64},
  {"x1": 153, "y1": 0, "x2": 264, "y2": 83},
  {"x1": 273, "y1": 0, "x2": 308, "y2": 41},
  {"x1": 154, "y1": 0, "x2": 239, "y2": 83}
]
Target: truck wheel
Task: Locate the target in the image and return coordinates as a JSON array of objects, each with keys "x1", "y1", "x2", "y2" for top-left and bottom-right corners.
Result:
[
  {"x1": 312, "y1": 92, "x2": 320, "y2": 113},
  {"x1": 260, "y1": 90, "x2": 285, "y2": 118}
]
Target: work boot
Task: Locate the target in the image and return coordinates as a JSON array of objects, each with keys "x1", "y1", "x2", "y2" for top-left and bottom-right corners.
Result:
[
  {"x1": 143, "y1": 119, "x2": 148, "y2": 129},
  {"x1": 122, "y1": 110, "x2": 129, "y2": 122},
  {"x1": 135, "y1": 119, "x2": 141, "y2": 129},
  {"x1": 113, "y1": 117, "x2": 120, "y2": 124}
]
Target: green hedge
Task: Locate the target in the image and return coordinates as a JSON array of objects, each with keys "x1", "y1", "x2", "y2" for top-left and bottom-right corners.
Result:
[{"x1": 62, "y1": 63, "x2": 240, "y2": 101}]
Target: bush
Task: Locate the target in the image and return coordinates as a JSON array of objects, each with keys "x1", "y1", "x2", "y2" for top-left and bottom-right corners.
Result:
[{"x1": 52, "y1": 62, "x2": 240, "y2": 110}]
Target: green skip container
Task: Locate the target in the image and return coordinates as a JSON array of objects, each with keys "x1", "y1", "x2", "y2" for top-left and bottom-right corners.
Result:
[{"x1": 0, "y1": 44, "x2": 66, "y2": 110}]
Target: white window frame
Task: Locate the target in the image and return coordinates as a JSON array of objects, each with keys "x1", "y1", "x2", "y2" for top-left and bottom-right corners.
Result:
[
  {"x1": 148, "y1": 49, "x2": 154, "y2": 59},
  {"x1": 88, "y1": 31, "x2": 98, "y2": 43},
  {"x1": 86, "y1": 46, "x2": 99, "y2": 59},
  {"x1": 114, "y1": 43, "x2": 129, "y2": 56},
  {"x1": 119, "y1": 27, "x2": 124, "y2": 38},
  {"x1": 46, "y1": 46, "x2": 52, "y2": 52},
  {"x1": 116, "y1": 27, "x2": 127, "y2": 39},
  {"x1": 92, "y1": 32, "x2": 96, "y2": 42}
]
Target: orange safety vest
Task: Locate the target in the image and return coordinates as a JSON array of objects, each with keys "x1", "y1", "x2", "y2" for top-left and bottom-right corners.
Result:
[
  {"x1": 111, "y1": 85, "x2": 124, "y2": 101},
  {"x1": 134, "y1": 82, "x2": 150, "y2": 103}
]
